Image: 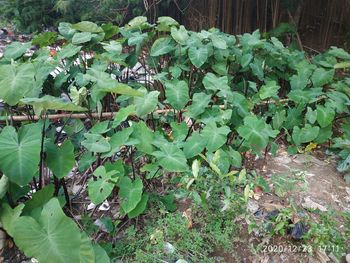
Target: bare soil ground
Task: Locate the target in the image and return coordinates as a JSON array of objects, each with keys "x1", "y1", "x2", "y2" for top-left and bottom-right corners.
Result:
[{"x1": 221, "y1": 146, "x2": 350, "y2": 263}]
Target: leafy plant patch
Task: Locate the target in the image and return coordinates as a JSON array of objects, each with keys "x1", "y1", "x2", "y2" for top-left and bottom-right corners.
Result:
[{"x1": 0, "y1": 16, "x2": 350, "y2": 262}]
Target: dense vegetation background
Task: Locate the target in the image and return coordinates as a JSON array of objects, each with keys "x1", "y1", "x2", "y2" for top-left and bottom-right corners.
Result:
[
  {"x1": 0, "y1": 0, "x2": 349, "y2": 50},
  {"x1": 0, "y1": 1, "x2": 350, "y2": 263}
]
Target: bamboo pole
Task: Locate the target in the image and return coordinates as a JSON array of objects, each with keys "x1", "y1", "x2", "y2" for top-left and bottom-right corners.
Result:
[
  {"x1": 0, "y1": 98, "x2": 296, "y2": 122},
  {"x1": 0, "y1": 109, "x2": 177, "y2": 122}
]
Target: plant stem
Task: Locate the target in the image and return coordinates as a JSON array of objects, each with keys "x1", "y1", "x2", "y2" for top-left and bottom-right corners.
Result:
[
  {"x1": 38, "y1": 114, "x2": 47, "y2": 189},
  {"x1": 32, "y1": 177, "x2": 38, "y2": 191},
  {"x1": 54, "y1": 113, "x2": 73, "y2": 144},
  {"x1": 184, "y1": 120, "x2": 195, "y2": 141},
  {"x1": 151, "y1": 112, "x2": 156, "y2": 131},
  {"x1": 130, "y1": 146, "x2": 136, "y2": 180},
  {"x1": 61, "y1": 178, "x2": 71, "y2": 210},
  {"x1": 54, "y1": 176, "x2": 60, "y2": 196}
]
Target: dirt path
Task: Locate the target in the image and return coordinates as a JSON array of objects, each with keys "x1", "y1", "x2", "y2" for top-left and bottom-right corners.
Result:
[{"x1": 228, "y1": 148, "x2": 350, "y2": 263}]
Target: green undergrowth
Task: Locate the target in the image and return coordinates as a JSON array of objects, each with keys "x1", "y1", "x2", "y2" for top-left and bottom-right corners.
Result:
[
  {"x1": 110, "y1": 205, "x2": 238, "y2": 263},
  {"x1": 0, "y1": 16, "x2": 350, "y2": 262}
]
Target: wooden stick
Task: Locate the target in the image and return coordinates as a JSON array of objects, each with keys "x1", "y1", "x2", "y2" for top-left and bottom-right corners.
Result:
[
  {"x1": 0, "y1": 97, "x2": 305, "y2": 123},
  {"x1": 0, "y1": 109, "x2": 180, "y2": 122}
]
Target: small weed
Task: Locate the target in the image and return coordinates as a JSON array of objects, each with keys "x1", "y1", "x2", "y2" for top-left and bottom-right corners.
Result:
[
  {"x1": 111, "y1": 203, "x2": 239, "y2": 262},
  {"x1": 271, "y1": 170, "x2": 308, "y2": 197},
  {"x1": 303, "y1": 210, "x2": 350, "y2": 258}
]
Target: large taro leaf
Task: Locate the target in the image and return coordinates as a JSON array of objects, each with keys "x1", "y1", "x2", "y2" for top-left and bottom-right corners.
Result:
[
  {"x1": 170, "y1": 121, "x2": 188, "y2": 142},
  {"x1": 85, "y1": 68, "x2": 142, "y2": 100},
  {"x1": 292, "y1": 124, "x2": 320, "y2": 145},
  {"x1": 311, "y1": 68, "x2": 334, "y2": 87},
  {"x1": 0, "y1": 123, "x2": 41, "y2": 186},
  {"x1": 315, "y1": 125, "x2": 333, "y2": 144},
  {"x1": 80, "y1": 232, "x2": 95, "y2": 263},
  {"x1": 185, "y1": 92, "x2": 211, "y2": 118},
  {"x1": 188, "y1": 46, "x2": 208, "y2": 68},
  {"x1": 89, "y1": 121, "x2": 110, "y2": 134},
  {"x1": 22, "y1": 185, "x2": 55, "y2": 215},
  {"x1": 45, "y1": 140, "x2": 75, "y2": 179},
  {"x1": 201, "y1": 122, "x2": 231, "y2": 153},
  {"x1": 157, "y1": 16, "x2": 179, "y2": 31},
  {"x1": 290, "y1": 73, "x2": 309, "y2": 90},
  {"x1": 91, "y1": 82, "x2": 143, "y2": 102},
  {"x1": 72, "y1": 21, "x2": 103, "y2": 33},
  {"x1": 3, "y1": 41, "x2": 32, "y2": 60},
  {"x1": 101, "y1": 127, "x2": 133, "y2": 158},
  {"x1": 0, "y1": 203, "x2": 25, "y2": 237},
  {"x1": 305, "y1": 107, "x2": 317, "y2": 124},
  {"x1": 164, "y1": 79, "x2": 190, "y2": 110},
  {"x1": 239, "y1": 53, "x2": 253, "y2": 68},
  {"x1": 226, "y1": 147, "x2": 242, "y2": 168},
  {"x1": 134, "y1": 90, "x2": 160, "y2": 117},
  {"x1": 249, "y1": 58, "x2": 264, "y2": 80},
  {"x1": 29, "y1": 61, "x2": 58, "y2": 98},
  {"x1": 0, "y1": 175, "x2": 9, "y2": 199},
  {"x1": 118, "y1": 177, "x2": 143, "y2": 214},
  {"x1": 337, "y1": 155, "x2": 350, "y2": 173},
  {"x1": 126, "y1": 193, "x2": 149, "y2": 218},
  {"x1": 150, "y1": 37, "x2": 175, "y2": 56},
  {"x1": 316, "y1": 105, "x2": 335, "y2": 128},
  {"x1": 57, "y1": 44, "x2": 82, "y2": 59},
  {"x1": 93, "y1": 244, "x2": 110, "y2": 263},
  {"x1": 259, "y1": 80, "x2": 280, "y2": 100},
  {"x1": 21, "y1": 95, "x2": 87, "y2": 116},
  {"x1": 152, "y1": 144, "x2": 188, "y2": 172},
  {"x1": 127, "y1": 16, "x2": 149, "y2": 29},
  {"x1": 202, "y1": 73, "x2": 230, "y2": 94},
  {"x1": 0, "y1": 63, "x2": 35, "y2": 106},
  {"x1": 237, "y1": 115, "x2": 279, "y2": 153},
  {"x1": 58, "y1": 22, "x2": 76, "y2": 40},
  {"x1": 228, "y1": 92, "x2": 250, "y2": 117},
  {"x1": 12, "y1": 198, "x2": 82, "y2": 263},
  {"x1": 183, "y1": 132, "x2": 206, "y2": 158},
  {"x1": 128, "y1": 32, "x2": 147, "y2": 46},
  {"x1": 88, "y1": 166, "x2": 119, "y2": 205},
  {"x1": 72, "y1": 32, "x2": 92, "y2": 45},
  {"x1": 102, "y1": 40, "x2": 122, "y2": 55},
  {"x1": 171, "y1": 25, "x2": 189, "y2": 45},
  {"x1": 272, "y1": 110, "x2": 286, "y2": 130},
  {"x1": 81, "y1": 133, "x2": 111, "y2": 153},
  {"x1": 210, "y1": 34, "x2": 227, "y2": 49},
  {"x1": 112, "y1": 105, "x2": 136, "y2": 128},
  {"x1": 130, "y1": 121, "x2": 154, "y2": 154}
]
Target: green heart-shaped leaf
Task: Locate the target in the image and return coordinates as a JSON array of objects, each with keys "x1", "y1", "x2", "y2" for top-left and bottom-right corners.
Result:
[
  {"x1": 0, "y1": 124, "x2": 41, "y2": 186},
  {"x1": 152, "y1": 144, "x2": 188, "y2": 172},
  {"x1": 201, "y1": 122, "x2": 230, "y2": 153},
  {"x1": 12, "y1": 198, "x2": 82, "y2": 263},
  {"x1": 316, "y1": 105, "x2": 335, "y2": 128},
  {"x1": 171, "y1": 25, "x2": 189, "y2": 45},
  {"x1": 150, "y1": 37, "x2": 175, "y2": 56},
  {"x1": 88, "y1": 166, "x2": 120, "y2": 205},
  {"x1": 165, "y1": 79, "x2": 190, "y2": 110},
  {"x1": 0, "y1": 63, "x2": 35, "y2": 106},
  {"x1": 188, "y1": 46, "x2": 208, "y2": 68},
  {"x1": 134, "y1": 90, "x2": 160, "y2": 117},
  {"x1": 292, "y1": 124, "x2": 320, "y2": 145},
  {"x1": 81, "y1": 134, "x2": 111, "y2": 153},
  {"x1": 118, "y1": 177, "x2": 143, "y2": 213},
  {"x1": 45, "y1": 140, "x2": 75, "y2": 179}
]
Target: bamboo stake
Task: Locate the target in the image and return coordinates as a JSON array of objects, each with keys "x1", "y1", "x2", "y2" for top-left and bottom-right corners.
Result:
[
  {"x1": 0, "y1": 99, "x2": 296, "y2": 122},
  {"x1": 0, "y1": 109, "x2": 174, "y2": 122}
]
